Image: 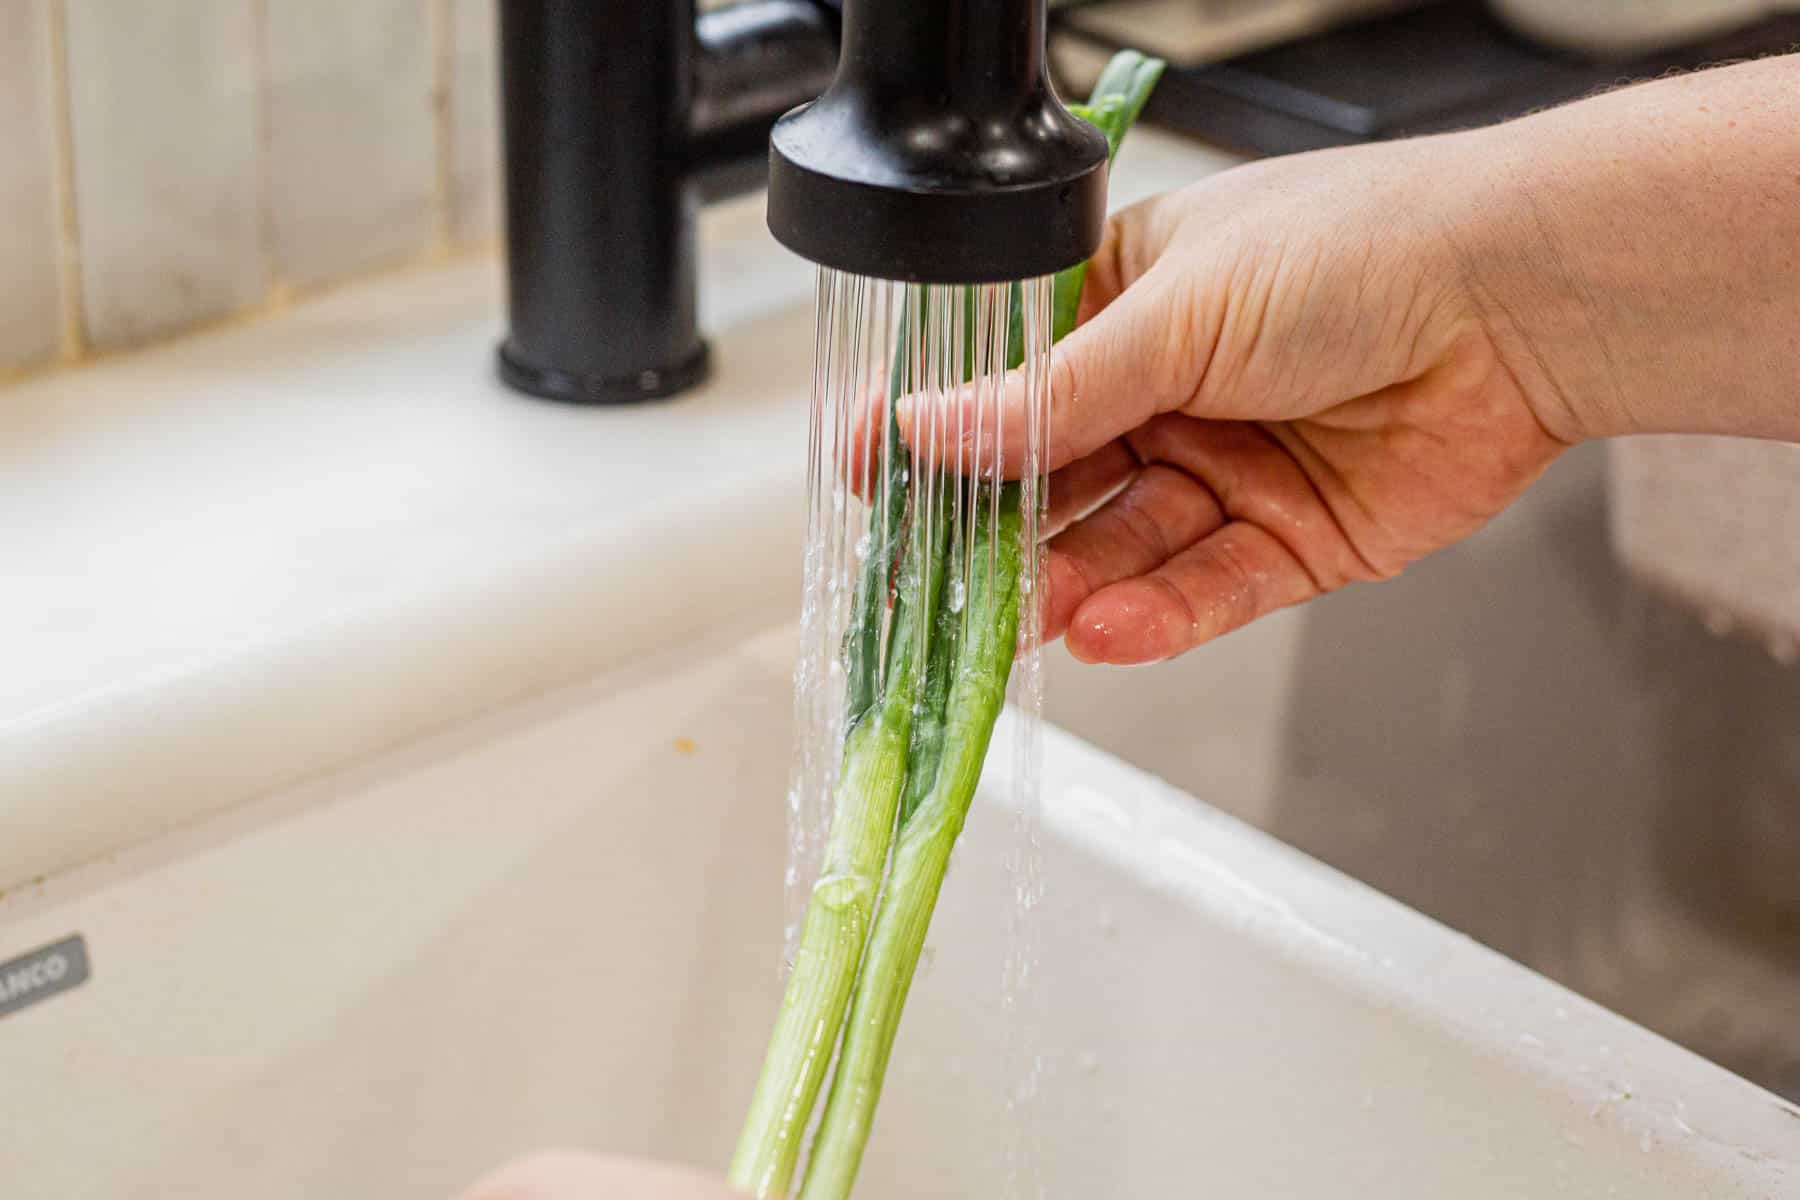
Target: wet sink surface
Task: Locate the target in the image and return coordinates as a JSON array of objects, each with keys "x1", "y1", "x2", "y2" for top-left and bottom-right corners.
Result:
[
  {"x1": 1, "y1": 626, "x2": 1792, "y2": 1198},
  {"x1": 1044, "y1": 439, "x2": 1800, "y2": 1102}
]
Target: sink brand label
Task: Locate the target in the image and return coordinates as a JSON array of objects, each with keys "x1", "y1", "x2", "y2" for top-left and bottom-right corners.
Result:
[{"x1": 0, "y1": 935, "x2": 89, "y2": 1021}]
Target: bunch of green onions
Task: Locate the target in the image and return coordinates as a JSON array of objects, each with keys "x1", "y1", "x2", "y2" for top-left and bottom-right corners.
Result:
[{"x1": 730, "y1": 53, "x2": 1165, "y2": 1200}]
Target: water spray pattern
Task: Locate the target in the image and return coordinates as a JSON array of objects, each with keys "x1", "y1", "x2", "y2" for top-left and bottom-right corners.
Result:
[
  {"x1": 739, "y1": 52, "x2": 1166, "y2": 1200},
  {"x1": 786, "y1": 273, "x2": 1053, "y2": 961},
  {"x1": 744, "y1": 269, "x2": 1052, "y2": 1200}
]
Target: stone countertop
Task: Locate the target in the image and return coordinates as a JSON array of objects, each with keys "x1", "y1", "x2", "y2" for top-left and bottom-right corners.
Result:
[{"x1": 0, "y1": 127, "x2": 1238, "y2": 893}]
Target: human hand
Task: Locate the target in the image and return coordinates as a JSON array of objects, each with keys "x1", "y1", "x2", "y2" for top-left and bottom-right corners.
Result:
[
  {"x1": 457, "y1": 1152, "x2": 743, "y2": 1200},
  {"x1": 898, "y1": 54, "x2": 1800, "y2": 664},
  {"x1": 903, "y1": 135, "x2": 1564, "y2": 664}
]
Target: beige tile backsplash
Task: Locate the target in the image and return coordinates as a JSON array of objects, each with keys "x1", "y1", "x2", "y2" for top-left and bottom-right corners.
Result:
[
  {"x1": 1, "y1": 0, "x2": 499, "y2": 373},
  {"x1": 449, "y1": 0, "x2": 501, "y2": 247},
  {"x1": 66, "y1": 0, "x2": 264, "y2": 350},
  {"x1": 264, "y1": 0, "x2": 438, "y2": 286}
]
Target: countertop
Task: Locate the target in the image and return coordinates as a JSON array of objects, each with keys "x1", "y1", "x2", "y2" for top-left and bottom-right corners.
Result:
[{"x1": 1, "y1": 127, "x2": 1238, "y2": 893}]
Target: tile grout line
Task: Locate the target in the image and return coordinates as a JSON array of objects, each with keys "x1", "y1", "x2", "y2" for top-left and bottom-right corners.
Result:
[
  {"x1": 250, "y1": 0, "x2": 291, "y2": 310},
  {"x1": 5, "y1": 0, "x2": 500, "y2": 392},
  {"x1": 430, "y1": 0, "x2": 455, "y2": 256},
  {"x1": 0, "y1": 244, "x2": 501, "y2": 390},
  {"x1": 44, "y1": 0, "x2": 87, "y2": 364}
]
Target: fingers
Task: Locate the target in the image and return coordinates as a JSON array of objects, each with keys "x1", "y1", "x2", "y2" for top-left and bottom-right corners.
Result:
[
  {"x1": 896, "y1": 259, "x2": 1205, "y2": 478},
  {"x1": 1044, "y1": 439, "x2": 1139, "y2": 537},
  {"x1": 1042, "y1": 463, "x2": 1226, "y2": 641},
  {"x1": 1125, "y1": 416, "x2": 1378, "y2": 590},
  {"x1": 1042, "y1": 415, "x2": 1381, "y2": 660},
  {"x1": 842, "y1": 393, "x2": 888, "y2": 503},
  {"x1": 1063, "y1": 522, "x2": 1319, "y2": 664}
]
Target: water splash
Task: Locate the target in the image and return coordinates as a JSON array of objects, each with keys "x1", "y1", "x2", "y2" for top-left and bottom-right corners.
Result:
[
  {"x1": 782, "y1": 268, "x2": 1056, "y2": 1192},
  {"x1": 999, "y1": 275, "x2": 1054, "y2": 1200}
]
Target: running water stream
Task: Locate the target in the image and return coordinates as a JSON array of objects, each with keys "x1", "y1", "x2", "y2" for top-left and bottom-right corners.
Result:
[{"x1": 781, "y1": 265, "x2": 1053, "y2": 1197}]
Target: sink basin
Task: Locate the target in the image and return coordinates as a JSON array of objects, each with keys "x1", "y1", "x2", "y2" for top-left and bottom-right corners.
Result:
[
  {"x1": 1043, "y1": 440, "x2": 1800, "y2": 1104},
  {"x1": 1, "y1": 114, "x2": 1792, "y2": 1198},
  {"x1": 1, "y1": 626, "x2": 1793, "y2": 1198}
]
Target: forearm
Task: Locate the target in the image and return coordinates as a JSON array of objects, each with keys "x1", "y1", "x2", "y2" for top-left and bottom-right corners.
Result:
[{"x1": 1447, "y1": 53, "x2": 1800, "y2": 443}]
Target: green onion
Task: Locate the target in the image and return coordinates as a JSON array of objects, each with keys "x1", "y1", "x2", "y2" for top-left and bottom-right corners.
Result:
[{"x1": 732, "y1": 52, "x2": 1165, "y2": 1199}]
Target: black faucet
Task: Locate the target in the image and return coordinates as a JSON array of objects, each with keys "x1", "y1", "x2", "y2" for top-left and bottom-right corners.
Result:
[{"x1": 495, "y1": 0, "x2": 839, "y2": 404}]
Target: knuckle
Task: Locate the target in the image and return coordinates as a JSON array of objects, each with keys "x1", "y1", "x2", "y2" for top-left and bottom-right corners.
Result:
[
  {"x1": 1146, "y1": 573, "x2": 1202, "y2": 641},
  {"x1": 1111, "y1": 469, "x2": 1183, "y2": 562},
  {"x1": 1203, "y1": 534, "x2": 1263, "y2": 635},
  {"x1": 1049, "y1": 347, "x2": 1081, "y2": 412}
]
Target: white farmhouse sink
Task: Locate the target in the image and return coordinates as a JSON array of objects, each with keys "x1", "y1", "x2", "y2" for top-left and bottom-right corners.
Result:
[
  {"x1": 2, "y1": 123, "x2": 1793, "y2": 1199},
  {"x1": 2, "y1": 625, "x2": 1793, "y2": 1198}
]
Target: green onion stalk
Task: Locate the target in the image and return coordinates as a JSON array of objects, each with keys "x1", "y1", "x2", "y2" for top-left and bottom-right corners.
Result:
[{"x1": 731, "y1": 52, "x2": 1166, "y2": 1200}]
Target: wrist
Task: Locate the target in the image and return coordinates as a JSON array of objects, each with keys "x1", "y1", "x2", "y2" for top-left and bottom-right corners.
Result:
[
  {"x1": 1430, "y1": 120, "x2": 1629, "y2": 444},
  {"x1": 1434, "y1": 56, "x2": 1800, "y2": 445}
]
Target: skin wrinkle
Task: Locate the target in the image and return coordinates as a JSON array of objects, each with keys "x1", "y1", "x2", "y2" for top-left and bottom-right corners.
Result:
[
  {"x1": 1135, "y1": 418, "x2": 1342, "y2": 594},
  {"x1": 1142, "y1": 569, "x2": 1204, "y2": 643},
  {"x1": 1395, "y1": 259, "x2": 1456, "y2": 386},
  {"x1": 1196, "y1": 523, "x2": 1312, "y2": 638},
  {"x1": 1517, "y1": 184, "x2": 1635, "y2": 441},
  {"x1": 1050, "y1": 461, "x2": 1224, "y2": 600},
  {"x1": 1267, "y1": 246, "x2": 1325, "y2": 403},
  {"x1": 1107, "y1": 465, "x2": 1184, "y2": 563},
  {"x1": 1166, "y1": 264, "x2": 1226, "y2": 425},
  {"x1": 1192, "y1": 243, "x2": 1279, "y2": 416},
  {"x1": 1261, "y1": 420, "x2": 1392, "y2": 586},
  {"x1": 1437, "y1": 209, "x2": 1582, "y2": 452},
  {"x1": 1436, "y1": 127, "x2": 1630, "y2": 446}
]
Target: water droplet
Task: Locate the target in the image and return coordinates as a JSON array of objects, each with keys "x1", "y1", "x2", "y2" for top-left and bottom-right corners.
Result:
[
  {"x1": 948, "y1": 579, "x2": 966, "y2": 613},
  {"x1": 854, "y1": 532, "x2": 872, "y2": 561}
]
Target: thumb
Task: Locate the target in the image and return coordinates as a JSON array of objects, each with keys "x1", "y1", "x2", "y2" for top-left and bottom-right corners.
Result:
[{"x1": 896, "y1": 261, "x2": 1203, "y2": 477}]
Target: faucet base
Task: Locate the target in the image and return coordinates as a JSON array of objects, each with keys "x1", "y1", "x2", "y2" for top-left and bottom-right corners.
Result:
[{"x1": 495, "y1": 340, "x2": 712, "y2": 405}]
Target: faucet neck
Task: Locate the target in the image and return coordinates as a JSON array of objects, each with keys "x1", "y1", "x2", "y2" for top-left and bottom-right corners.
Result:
[
  {"x1": 495, "y1": 0, "x2": 835, "y2": 404},
  {"x1": 838, "y1": 0, "x2": 1047, "y2": 105}
]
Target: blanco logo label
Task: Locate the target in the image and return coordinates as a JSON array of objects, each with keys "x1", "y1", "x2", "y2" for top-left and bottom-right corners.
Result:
[{"x1": 0, "y1": 935, "x2": 89, "y2": 1020}]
